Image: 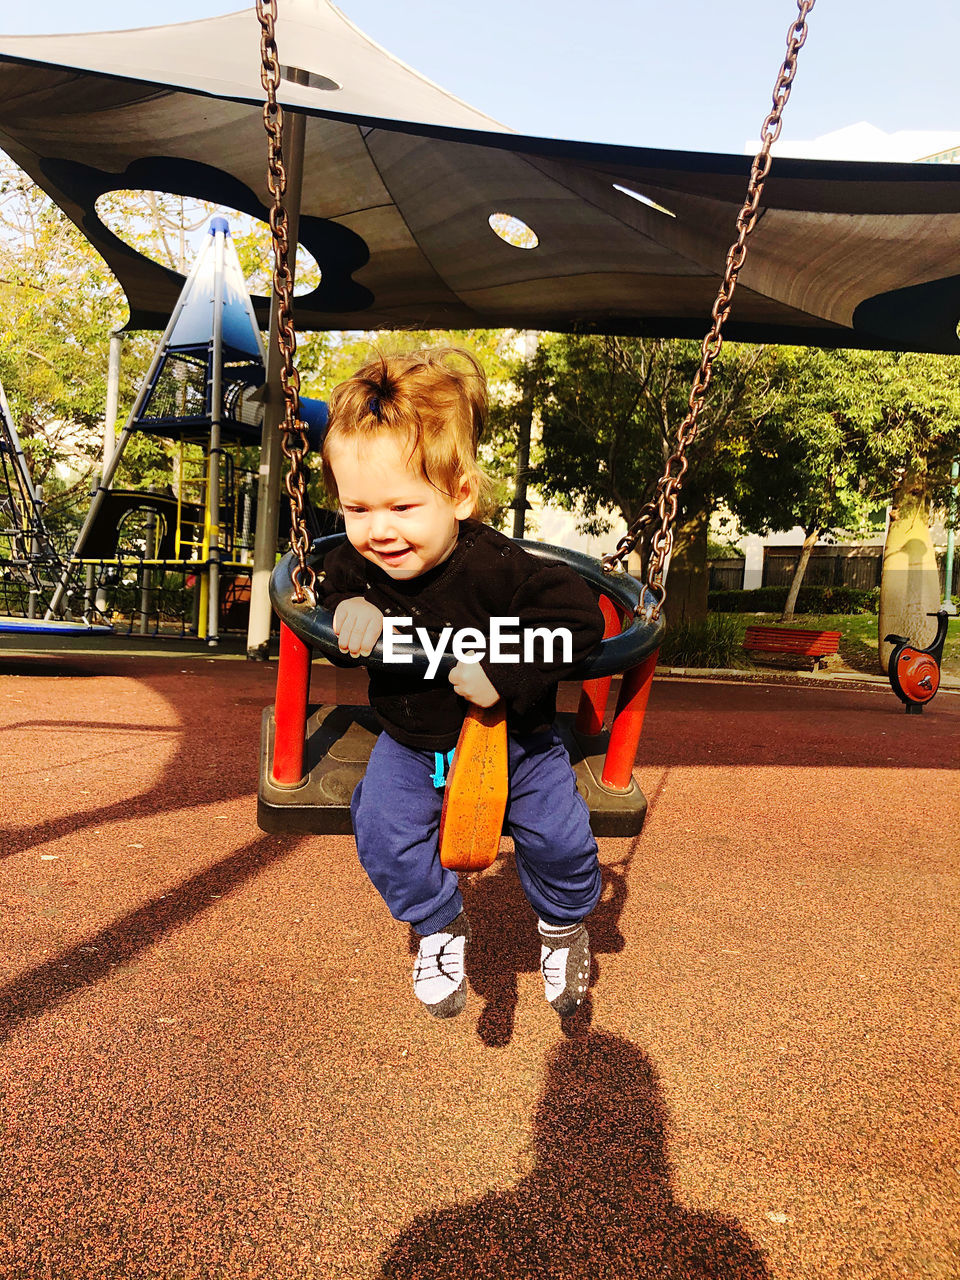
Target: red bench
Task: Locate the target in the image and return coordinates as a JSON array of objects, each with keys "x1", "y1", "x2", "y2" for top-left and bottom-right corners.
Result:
[{"x1": 743, "y1": 625, "x2": 841, "y2": 670}]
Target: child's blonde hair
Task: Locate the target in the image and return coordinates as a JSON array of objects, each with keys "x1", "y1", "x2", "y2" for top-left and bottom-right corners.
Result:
[{"x1": 322, "y1": 346, "x2": 493, "y2": 516}]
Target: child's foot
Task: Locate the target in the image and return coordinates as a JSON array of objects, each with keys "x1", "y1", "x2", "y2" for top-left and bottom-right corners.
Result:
[
  {"x1": 413, "y1": 912, "x2": 471, "y2": 1018},
  {"x1": 538, "y1": 920, "x2": 590, "y2": 1017}
]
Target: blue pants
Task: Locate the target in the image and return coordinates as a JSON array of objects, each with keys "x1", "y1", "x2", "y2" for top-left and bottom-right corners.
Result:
[{"x1": 351, "y1": 727, "x2": 601, "y2": 935}]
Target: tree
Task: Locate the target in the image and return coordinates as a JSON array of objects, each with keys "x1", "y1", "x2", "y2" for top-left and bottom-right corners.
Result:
[
  {"x1": 0, "y1": 154, "x2": 180, "y2": 541},
  {"x1": 730, "y1": 346, "x2": 960, "y2": 650},
  {"x1": 1, "y1": 156, "x2": 114, "y2": 532},
  {"x1": 530, "y1": 333, "x2": 769, "y2": 621},
  {"x1": 0, "y1": 162, "x2": 343, "y2": 542},
  {"x1": 838, "y1": 350, "x2": 960, "y2": 666},
  {"x1": 729, "y1": 346, "x2": 886, "y2": 620}
]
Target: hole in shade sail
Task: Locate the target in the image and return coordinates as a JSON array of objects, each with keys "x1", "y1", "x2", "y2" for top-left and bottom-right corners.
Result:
[
  {"x1": 613, "y1": 184, "x2": 676, "y2": 218},
  {"x1": 95, "y1": 191, "x2": 321, "y2": 296},
  {"x1": 488, "y1": 212, "x2": 539, "y2": 249},
  {"x1": 281, "y1": 65, "x2": 342, "y2": 92}
]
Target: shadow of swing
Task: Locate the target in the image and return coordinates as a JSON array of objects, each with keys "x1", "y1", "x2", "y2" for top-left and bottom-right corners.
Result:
[
  {"x1": 0, "y1": 830, "x2": 308, "y2": 1045},
  {"x1": 0, "y1": 659, "x2": 278, "y2": 861},
  {"x1": 379, "y1": 1029, "x2": 770, "y2": 1280}
]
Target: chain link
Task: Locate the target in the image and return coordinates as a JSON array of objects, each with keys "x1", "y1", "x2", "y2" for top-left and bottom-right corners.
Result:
[
  {"x1": 256, "y1": 0, "x2": 315, "y2": 604},
  {"x1": 602, "y1": 0, "x2": 815, "y2": 615}
]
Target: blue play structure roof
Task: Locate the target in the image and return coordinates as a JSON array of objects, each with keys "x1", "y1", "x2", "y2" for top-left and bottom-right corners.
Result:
[{"x1": 167, "y1": 221, "x2": 264, "y2": 360}]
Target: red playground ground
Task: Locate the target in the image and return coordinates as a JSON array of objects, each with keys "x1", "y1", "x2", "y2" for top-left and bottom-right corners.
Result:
[{"x1": 1, "y1": 643, "x2": 958, "y2": 1280}]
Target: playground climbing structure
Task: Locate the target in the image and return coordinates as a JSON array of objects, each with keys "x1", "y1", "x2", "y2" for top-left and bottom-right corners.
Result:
[{"x1": 43, "y1": 217, "x2": 327, "y2": 640}]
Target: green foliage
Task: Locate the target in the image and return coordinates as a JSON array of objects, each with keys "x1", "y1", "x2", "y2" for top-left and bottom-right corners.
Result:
[
  {"x1": 726, "y1": 345, "x2": 960, "y2": 618},
  {"x1": 731, "y1": 347, "x2": 879, "y2": 541},
  {"x1": 708, "y1": 585, "x2": 879, "y2": 615},
  {"x1": 733, "y1": 346, "x2": 960, "y2": 538},
  {"x1": 658, "y1": 612, "x2": 744, "y2": 668},
  {"x1": 528, "y1": 333, "x2": 773, "y2": 620},
  {"x1": 838, "y1": 349, "x2": 960, "y2": 511},
  {"x1": 0, "y1": 154, "x2": 169, "y2": 539},
  {"x1": 530, "y1": 334, "x2": 767, "y2": 530},
  {"x1": 707, "y1": 538, "x2": 743, "y2": 559},
  {"x1": 1, "y1": 157, "x2": 120, "y2": 496}
]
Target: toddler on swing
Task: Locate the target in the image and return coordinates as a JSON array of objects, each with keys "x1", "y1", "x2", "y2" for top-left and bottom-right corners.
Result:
[{"x1": 319, "y1": 347, "x2": 605, "y2": 1019}]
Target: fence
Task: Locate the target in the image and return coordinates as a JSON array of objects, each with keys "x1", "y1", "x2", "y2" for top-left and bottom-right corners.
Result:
[
  {"x1": 763, "y1": 547, "x2": 883, "y2": 591},
  {"x1": 707, "y1": 559, "x2": 745, "y2": 591},
  {"x1": 708, "y1": 546, "x2": 959, "y2": 597}
]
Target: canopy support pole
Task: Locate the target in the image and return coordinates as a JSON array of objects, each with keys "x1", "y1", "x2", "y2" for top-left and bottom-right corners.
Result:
[
  {"x1": 511, "y1": 332, "x2": 537, "y2": 539},
  {"x1": 247, "y1": 95, "x2": 307, "y2": 661},
  {"x1": 202, "y1": 222, "x2": 227, "y2": 645},
  {"x1": 942, "y1": 457, "x2": 958, "y2": 614},
  {"x1": 86, "y1": 330, "x2": 123, "y2": 618}
]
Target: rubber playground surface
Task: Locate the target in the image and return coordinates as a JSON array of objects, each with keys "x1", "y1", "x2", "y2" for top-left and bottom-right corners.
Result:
[{"x1": 1, "y1": 637, "x2": 958, "y2": 1280}]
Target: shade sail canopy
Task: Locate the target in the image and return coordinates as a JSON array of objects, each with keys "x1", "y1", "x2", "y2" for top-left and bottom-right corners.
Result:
[{"x1": 2, "y1": 2, "x2": 960, "y2": 351}]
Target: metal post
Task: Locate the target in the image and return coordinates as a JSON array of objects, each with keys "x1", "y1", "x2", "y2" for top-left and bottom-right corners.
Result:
[
  {"x1": 205, "y1": 221, "x2": 227, "y2": 646},
  {"x1": 240, "y1": 471, "x2": 255, "y2": 565},
  {"x1": 942, "y1": 457, "x2": 958, "y2": 614},
  {"x1": 27, "y1": 483, "x2": 42, "y2": 619},
  {"x1": 91, "y1": 330, "x2": 123, "y2": 618},
  {"x1": 139, "y1": 490, "x2": 158, "y2": 636},
  {"x1": 104, "y1": 331, "x2": 122, "y2": 468},
  {"x1": 511, "y1": 330, "x2": 537, "y2": 539},
  {"x1": 247, "y1": 88, "x2": 308, "y2": 660}
]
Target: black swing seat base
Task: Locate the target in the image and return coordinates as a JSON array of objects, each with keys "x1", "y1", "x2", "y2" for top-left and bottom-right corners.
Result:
[{"x1": 257, "y1": 704, "x2": 648, "y2": 839}]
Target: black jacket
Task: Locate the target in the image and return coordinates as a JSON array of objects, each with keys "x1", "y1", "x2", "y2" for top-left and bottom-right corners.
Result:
[{"x1": 319, "y1": 520, "x2": 605, "y2": 751}]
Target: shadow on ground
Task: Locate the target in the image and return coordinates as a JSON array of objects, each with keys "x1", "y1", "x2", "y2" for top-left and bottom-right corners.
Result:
[
  {"x1": 380, "y1": 1030, "x2": 770, "y2": 1280},
  {"x1": 0, "y1": 831, "x2": 307, "y2": 1045},
  {"x1": 0, "y1": 652, "x2": 285, "y2": 860}
]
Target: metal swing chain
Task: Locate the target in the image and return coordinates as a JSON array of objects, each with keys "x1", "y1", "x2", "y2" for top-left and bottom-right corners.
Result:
[
  {"x1": 601, "y1": 0, "x2": 816, "y2": 617},
  {"x1": 256, "y1": 0, "x2": 316, "y2": 604}
]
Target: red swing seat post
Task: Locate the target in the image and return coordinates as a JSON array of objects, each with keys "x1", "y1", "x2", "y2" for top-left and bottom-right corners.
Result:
[
  {"x1": 272, "y1": 622, "x2": 312, "y2": 786},
  {"x1": 575, "y1": 594, "x2": 622, "y2": 736},
  {"x1": 575, "y1": 591, "x2": 659, "y2": 793},
  {"x1": 600, "y1": 648, "x2": 659, "y2": 792}
]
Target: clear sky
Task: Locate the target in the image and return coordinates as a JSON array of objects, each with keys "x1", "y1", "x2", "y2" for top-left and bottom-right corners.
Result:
[{"x1": 2, "y1": 0, "x2": 958, "y2": 153}]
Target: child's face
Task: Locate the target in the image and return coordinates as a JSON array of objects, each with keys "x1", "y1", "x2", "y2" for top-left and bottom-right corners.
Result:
[{"x1": 328, "y1": 432, "x2": 474, "y2": 580}]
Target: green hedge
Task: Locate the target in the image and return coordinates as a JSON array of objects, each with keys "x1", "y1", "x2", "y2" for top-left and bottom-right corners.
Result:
[{"x1": 708, "y1": 584, "x2": 879, "y2": 615}]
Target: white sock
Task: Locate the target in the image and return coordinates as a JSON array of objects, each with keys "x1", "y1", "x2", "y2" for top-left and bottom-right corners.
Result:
[
  {"x1": 413, "y1": 930, "x2": 467, "y2": 1007},
  {"x1": 538, "y1": 919, "x2": 588, "y2": 1010}
]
